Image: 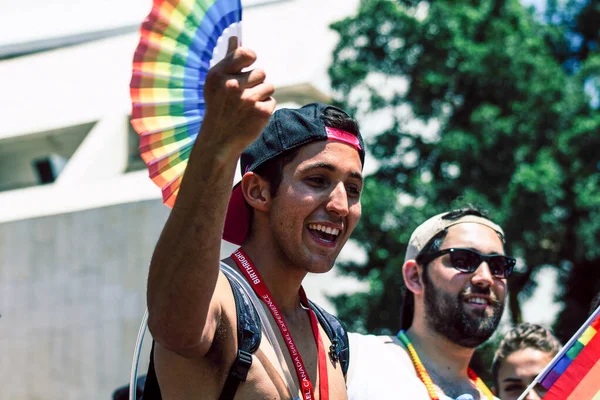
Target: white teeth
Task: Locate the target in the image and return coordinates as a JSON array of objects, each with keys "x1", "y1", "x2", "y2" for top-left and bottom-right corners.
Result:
[
  {"x1": 308, "y1": 224, "x2": 340, "y2": 236},
  {"x1": 467, "y1": 298, "x2": 488, "y2": 305}
]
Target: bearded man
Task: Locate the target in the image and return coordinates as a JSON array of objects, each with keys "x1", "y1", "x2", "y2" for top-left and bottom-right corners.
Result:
[{"x1": 347, "y1": 207, "x2": 516, "y2": 400}]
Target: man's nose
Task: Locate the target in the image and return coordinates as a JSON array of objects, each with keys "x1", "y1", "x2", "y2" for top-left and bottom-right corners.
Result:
[
  {"x1": 325, "y1": 182, "x2": 349, "y2": 217},
  {"x1": 526, "y1": 390, "x2": 542, "y2": 400},
  {"x1": 471, "y1": 262, "x2": 494, "y2": 288}
]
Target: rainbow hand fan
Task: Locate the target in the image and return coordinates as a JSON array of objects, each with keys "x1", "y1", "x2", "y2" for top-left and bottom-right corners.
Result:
[{"x1": 130, "y1": 0, "x2": 242, "y2": 207}]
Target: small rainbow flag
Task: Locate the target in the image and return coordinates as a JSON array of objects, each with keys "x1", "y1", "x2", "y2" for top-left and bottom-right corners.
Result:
[{"x1": 519, "y1": 306, "x2": 600, "y2": 399}]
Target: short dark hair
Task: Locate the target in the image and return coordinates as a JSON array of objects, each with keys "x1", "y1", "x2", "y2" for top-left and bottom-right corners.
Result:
[
  {"x1": 491, "y1": 323, "x2": 561, "y2": 387},
  {"x1": 400, "y1": 206, "x2": 494, "y2": 330},
  {"x1": 246, "y1": 107, "x2": 361, "y2": 235}
]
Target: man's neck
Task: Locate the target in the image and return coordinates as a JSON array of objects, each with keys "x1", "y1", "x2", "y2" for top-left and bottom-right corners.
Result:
[
  {"x1": 406, "y1": 322, "x2": 475, "y2": 385},
  {"x1": 233, "y1": 242, "x2": 308, "y2": 320}
]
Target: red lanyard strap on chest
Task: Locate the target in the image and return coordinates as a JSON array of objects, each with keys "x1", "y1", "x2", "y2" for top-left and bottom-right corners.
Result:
[{"x1": 232, "y1": 249, "x2": 329, "y2": 400}]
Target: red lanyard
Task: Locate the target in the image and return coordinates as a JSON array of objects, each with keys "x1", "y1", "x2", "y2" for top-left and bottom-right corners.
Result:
[{"x1": 232, "y1": 248, "x2": 329, "y2": 400}]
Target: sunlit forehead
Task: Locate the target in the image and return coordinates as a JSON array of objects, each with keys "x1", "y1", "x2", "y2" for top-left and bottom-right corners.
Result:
[
  {"x1": 499, "y1": 348, "x2": 555, "y2": 394},
  {"x1": 441, "y1": 223, "x2": 505, "y2": 255},
  {"x1": 293, "y1": 141, "x2": 363, "y2": 180}
]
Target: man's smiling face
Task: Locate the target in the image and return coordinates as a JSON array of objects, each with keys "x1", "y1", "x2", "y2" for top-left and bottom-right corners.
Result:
[
  {"x1": 267, "y1": 139, "x2": 363, "y2": 274},
  {"x1": 422, "y1": 223, "x2": 508, "y2": 348}
]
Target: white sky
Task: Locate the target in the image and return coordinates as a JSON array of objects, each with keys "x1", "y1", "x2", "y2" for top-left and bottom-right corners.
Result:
[
  {"x1": 0, "y1": 0, "x2": 276, "y2": 47},
  {"x1": 0, "y1": 0, "x2": 149, "y2": 47},
  {"x1": 521, "y1": 0, "x2": 548, "y2": 10}
]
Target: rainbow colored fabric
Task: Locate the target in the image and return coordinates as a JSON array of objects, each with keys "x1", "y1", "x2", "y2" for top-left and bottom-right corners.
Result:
[
  {"x1": 130, "y1": 0, "x2": 242, "y2": 207},
  {"x1": 540, "y1": 313, "x2": 600, "y2": 399}
]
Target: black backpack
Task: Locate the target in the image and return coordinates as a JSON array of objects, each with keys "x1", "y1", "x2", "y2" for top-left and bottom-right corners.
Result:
[{"x1": 135, "y1": 267, "x2": 350, "y2": 400}]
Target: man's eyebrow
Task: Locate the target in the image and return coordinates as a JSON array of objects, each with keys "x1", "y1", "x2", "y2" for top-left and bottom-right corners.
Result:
[
  {"x1": 502, "y1": 377, "x2": 523, "y2": 383},
  {"x1": 299, "y1": 162, "x2": 364, "y2": 183},
  {"x1": 451, "y1": 246, "x2": 503, "y2": 256}
]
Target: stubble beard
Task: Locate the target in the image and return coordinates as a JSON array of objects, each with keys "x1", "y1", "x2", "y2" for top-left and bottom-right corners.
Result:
[{"x1": 422, "y1": 269, "x2": 504, "y2": 348}]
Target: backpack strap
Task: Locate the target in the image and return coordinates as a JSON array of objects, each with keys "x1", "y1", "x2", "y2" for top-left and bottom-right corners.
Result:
[
  {"x1": 219, "y1": 268, "x2": 262, "y2": 400},
  {"x1": 140, "y1": 341, "x2": 161, "y2": 400},
  {"x1": 308, "y1": 300, "x2": 350, "y2": 378}
]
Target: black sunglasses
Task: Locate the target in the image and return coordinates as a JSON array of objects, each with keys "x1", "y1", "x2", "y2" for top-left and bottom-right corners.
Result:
[{"x1": 417, "y1": 248, "x2": 516, "y2": 279}]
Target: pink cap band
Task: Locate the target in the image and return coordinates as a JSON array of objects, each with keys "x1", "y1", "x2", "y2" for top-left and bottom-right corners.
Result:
[{"x1": 325, "y1": 127, "x2": 362, "y2": 151}]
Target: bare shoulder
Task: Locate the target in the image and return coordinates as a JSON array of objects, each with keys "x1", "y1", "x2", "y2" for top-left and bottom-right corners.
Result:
[
  {"x1": 153, "y1": 268, "x2": 241, "y2": 398},
  {"x1": 154, "y1": 265, "x2": 296, "y2": 399}
]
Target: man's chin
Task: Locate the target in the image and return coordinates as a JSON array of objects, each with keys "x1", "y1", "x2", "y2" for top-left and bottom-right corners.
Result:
[
  {"x1": 307, "y1": 263, "x2": 336, "y2": 274},
  {"x1": 442, "y1": 313, "x2": 501, "y2": 347},
  {"x1": 446, "y1": 328, "x2": 495, "y2": 348},
  {"x1": 303, "y1": 255, "x2": 336, "y2": 274},
  {"x1": 464, "y1": 309, "x2": 496, "y2": 323},
  {"x1": 462, "y1": 303, "x2": 503, "y2": 324},
  {"x1": 465, "y1": 323, "x2": 499, "y2": 345}
]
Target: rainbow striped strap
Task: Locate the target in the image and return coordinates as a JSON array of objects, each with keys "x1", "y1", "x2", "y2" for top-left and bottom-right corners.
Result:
[{"x1": 397, "y1": 330, "x2": 494, "y2": 400}]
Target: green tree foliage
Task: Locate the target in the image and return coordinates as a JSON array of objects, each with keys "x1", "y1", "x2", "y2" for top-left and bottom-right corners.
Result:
[
  {"x1": 542, "y1": 0, "x2": 600, "y2": 339},
  {"x1": 327, "y1": 0, "x2": 600, "y2": 346},
  {"x1": 545, "y1": 0, "x2": 600, "y2": 70}
]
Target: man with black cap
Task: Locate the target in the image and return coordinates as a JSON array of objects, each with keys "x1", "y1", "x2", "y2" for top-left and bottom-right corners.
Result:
[
  {"x1": 144, "y1": 37, "x2": 365, "y2": 400},
  {"x1": 347, "y1": 207, "x2": 515, "y2": 399}
]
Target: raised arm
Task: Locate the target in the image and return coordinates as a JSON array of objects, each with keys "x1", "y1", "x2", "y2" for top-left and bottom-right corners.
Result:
[{"x1": 146, "y1": 37, "x2": 275, "y2": 357}]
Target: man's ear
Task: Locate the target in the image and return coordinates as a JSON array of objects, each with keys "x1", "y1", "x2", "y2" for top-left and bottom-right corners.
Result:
[
  {"x1": 240, "y1": 172, "x2": 271, "y2": 212},
  {"x1": 403, "y1": 259, "x2": 424, "y2": 296}
]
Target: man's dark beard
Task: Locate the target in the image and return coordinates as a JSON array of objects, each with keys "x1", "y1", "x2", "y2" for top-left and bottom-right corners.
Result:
[{"x1": 422, "y1": 269, "x2": 504, "y2": 348}]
